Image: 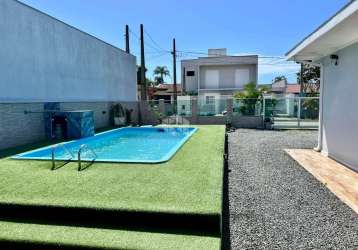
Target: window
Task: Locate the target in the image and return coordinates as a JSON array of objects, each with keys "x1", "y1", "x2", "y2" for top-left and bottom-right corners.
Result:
[
  {"x1": 186, "y1": 71, "x2": 195, "y2": 77},
  {"x1": 205, "y1": 96, "x2": 215, "y2": 105},
  {"x1": 205, "y1": 70, "x2": 219, "y2": 89},
  {"x1": 235, "y1": 69, "x2": 250, "y2": 88}
]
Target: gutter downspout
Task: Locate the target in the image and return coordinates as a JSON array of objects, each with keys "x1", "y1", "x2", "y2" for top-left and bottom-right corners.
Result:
[
  {"x1": 315, "y1": 62, "x2": 324, "y2": 152},
  {"x1": 296, "y1": 59, "x2": 324, "y2": 152}
]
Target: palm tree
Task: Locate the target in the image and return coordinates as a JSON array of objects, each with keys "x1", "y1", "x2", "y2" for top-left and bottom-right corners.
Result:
[
  {"x1": 234, "y1": 82, "x2": 269, "y2": 115},
  {"x1": 153, "y1": 66, "x2": 170, "y2": 85}
]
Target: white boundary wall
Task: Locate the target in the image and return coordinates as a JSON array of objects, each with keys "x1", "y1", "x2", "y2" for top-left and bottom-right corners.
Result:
[{"x1": 0, "y1": 0, "x2": 137, "y2": 102}]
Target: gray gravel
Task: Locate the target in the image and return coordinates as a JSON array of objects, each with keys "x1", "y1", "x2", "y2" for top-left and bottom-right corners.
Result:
[{"x1": 227, "y1": 129, "x2": 358, "y2": 249}]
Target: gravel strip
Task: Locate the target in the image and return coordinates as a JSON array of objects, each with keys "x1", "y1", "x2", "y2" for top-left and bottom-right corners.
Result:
[{"x1": 228, "y1": 129, "x2": 358, "y2": 249}]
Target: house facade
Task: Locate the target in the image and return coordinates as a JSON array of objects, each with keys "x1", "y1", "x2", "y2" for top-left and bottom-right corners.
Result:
[
  {"x1": 286, "y1": 0, "x2": 358, "y2": 172},
  {"x1": 181, "y1": 49, "x2": 258, "y2": 101}
]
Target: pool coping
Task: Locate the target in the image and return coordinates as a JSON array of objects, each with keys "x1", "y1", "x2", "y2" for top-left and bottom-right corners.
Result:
[{"x1": 11, "y1": 127, "x2": 198, "y2": 164}]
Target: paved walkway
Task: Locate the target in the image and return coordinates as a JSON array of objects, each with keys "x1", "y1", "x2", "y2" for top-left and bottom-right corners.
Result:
[{"x1": 227, "y1": 129, "x2": 358, "y2": 249}]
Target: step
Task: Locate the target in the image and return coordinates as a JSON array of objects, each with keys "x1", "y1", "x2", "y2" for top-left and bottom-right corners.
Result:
[
  {"x1": 0, "y1": 221, "x2": 220, "y2": 250},
  {"x1": 0, "y1": 203, "x2": 221, "y2": 237}
]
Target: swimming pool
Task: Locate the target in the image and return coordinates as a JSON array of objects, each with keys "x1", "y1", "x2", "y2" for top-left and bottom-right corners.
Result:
[{"x1": 12, "y1": 127, "x2": 197, "y2": 163}]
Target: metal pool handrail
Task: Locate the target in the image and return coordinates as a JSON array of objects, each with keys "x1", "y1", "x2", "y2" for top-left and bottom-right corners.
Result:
[
  {"x1": 78, "y1": 144, "x2": 97, "y2": 171},
  {"x1": 51, "y1": 143, "x2": 74, "y2": 170}
]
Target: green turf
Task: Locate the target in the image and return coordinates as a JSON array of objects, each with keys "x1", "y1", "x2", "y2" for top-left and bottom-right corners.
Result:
[
  {"x1": 0, "y1": 125, "x2": 225, "y2": 215},
  {"x1": 0, "y1": 125, "x2": 224, "y2": 249},
  {"x1": 0, "y1": 221, "x2": 220, "y2": 250}
]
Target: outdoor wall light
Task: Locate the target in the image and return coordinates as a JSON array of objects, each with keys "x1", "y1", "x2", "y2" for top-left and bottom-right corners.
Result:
[{"x1": 330, "y1": 54, "x2": 339, "y2": 66}]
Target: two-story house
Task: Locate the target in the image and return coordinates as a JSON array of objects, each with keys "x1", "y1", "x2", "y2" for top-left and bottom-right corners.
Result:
[{"x1": 181, "y1": 49, "x2": 258, "y2": 102}]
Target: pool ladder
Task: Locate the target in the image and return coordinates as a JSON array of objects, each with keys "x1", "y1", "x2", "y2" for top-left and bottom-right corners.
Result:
[
  {"x1": 78, "y1": 144, "x2": 97, "y2": 171},
  {"x1": 51, "y1": 143, "x2": 97, "y2": 171},
  {"x1": 51, "y1": 143, "x2": 75, "y2": 170}
]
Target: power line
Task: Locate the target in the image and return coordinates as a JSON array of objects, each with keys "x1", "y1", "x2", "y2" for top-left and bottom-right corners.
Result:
[
  {"x1": 147, "y1": 52, "x2": 169, "y2": 61},
  {"x1": 130, "y1": 28, "x2": 165, "y2": 54},
  {"x1": 143, "y1": 29, "x2": 170, "y2": 53},
  {"x1": 129, "y1": 28, "x2": 169, "y2": 57}
]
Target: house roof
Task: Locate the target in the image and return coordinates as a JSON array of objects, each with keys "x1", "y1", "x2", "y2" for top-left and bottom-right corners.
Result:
[
  {"x1": 286, "y1": 84, "x2": 301, "y2": 94},
  {"x1": 286, "y1": 0, "x2": 358, "y2": 62},
  {"x1": 155, "y1": 84, "x2": 182, "y2": 93}
]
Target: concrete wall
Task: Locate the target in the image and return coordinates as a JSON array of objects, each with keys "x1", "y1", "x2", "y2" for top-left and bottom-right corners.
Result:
[
  {"x1": 0, "y1": 103, "x2": 45, "y2": 150},
  {"x1": 231, "y1": 116, "x2": 263, "y2": 129},
  {"x1": 0, "y1": 0, "x2": 137, "y2": 102},
  {"x1": 0, "y1": 101, "x2": 139, "y2": 150},
  {"x1": 320, "y1": 42, "x2": 358, "y2": 171}
]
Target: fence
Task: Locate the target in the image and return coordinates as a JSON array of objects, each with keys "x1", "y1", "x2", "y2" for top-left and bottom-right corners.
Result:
[
  {"x1": 145, "y1": 96, "x2": 319, "y2": 130},
  {"x1": 263, "y1": 96, "x2": 319, "y2": 129},
  {"x1": 0, "y1": 96, "x2": 319, "y2": 150}
]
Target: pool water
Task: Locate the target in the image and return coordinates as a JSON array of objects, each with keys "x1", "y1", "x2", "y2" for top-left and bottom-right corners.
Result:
[{"x1": 12, "y1": 127, "x2": 197, "y2": 163}]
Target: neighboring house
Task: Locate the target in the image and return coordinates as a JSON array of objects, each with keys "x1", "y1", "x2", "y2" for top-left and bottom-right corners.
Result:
[
  {"x1": 0, "y1": 0, "x2": 137, "y2": 149},
  {"x1": 263, "y1": 81, "x2": 301, "y2": 117},
  {"x1": 181, "y1": 49, "x2": 258, "y2": 100},
  {"x1": 137, "y1": 84, "x2": 182, "y2": 101},
  {"x1": 270, "y1": 79, "x2": 288, "y2": 94},
  {"x1": 285, "y1": 84, "x2": 301, "y2": 95},
  {"x1": 286, "y1": 0, "x2": 358, "y2": 172},
  {"x1": 271, "y1": 80, "x2": 301, "y2": 96},
  {"x1": 262, "y1": 79, "x2": 301, "y2": 96},
  {"x1": 152, "y1": 84, "x2": 182, "y2": 101}
]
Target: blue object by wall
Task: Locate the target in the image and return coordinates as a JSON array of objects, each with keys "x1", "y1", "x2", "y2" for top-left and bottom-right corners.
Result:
[
  {"x1": 67, "y1": 111, "x2": 95, "y2": 139},
  {"x1": 44, "y1": 103, "x2": 95, "y2": 139}
]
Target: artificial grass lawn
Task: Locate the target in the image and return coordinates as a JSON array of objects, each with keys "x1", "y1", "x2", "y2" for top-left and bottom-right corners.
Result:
[
  {"x1": 0, "y1": 221, "x2": 220, "y2": 250},
  {"x1": 0, "y1": 125, "x2": 225, "y2": 215}
]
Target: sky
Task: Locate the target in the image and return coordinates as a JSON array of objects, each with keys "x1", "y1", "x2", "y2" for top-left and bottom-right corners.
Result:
[{"x1": 20, "y1": 0, "x2": 350, "y2": 84}]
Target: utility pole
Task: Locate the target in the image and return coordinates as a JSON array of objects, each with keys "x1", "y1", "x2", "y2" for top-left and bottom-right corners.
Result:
[
  {"x1": 140, "y1": 24, "x2": 147, "y2": 101},
  {"x1": 125, "y1": 25, "x2": 130, "y2": 53},
  {"x1": 172, "y1": 38, "x2": 177, "y2": 113},
  {"x1": 299, "y1": 63, "x2": 304, "y2": 96},
  {"x1": 182, "y1": 67, "x2": 186, "y2": 94}
]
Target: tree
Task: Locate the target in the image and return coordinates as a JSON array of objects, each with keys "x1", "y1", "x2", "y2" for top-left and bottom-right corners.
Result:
[
  {"x1": 137, "y1": 65, "x2": 154, "y2": 86},
  {"x1": 273, "y1": 75, "x2": 287, "y2": 83},
  {"x1": 153, "y1": 66, "x2": 170, "y2": 85},
  {"x1": 296, "y1": 64, "x2": 320, "y2": 119},
  {"x1": 234, "y1": 82, "x2": 268, "y2": 115},
  {"x1": 297, "y1": 64, "x2": 320, "y2": 95}
]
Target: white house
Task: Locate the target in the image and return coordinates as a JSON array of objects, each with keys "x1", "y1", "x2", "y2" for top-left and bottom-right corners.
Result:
[{"x1": 286, "y1": 0, "x2": 358, "y2": 172}]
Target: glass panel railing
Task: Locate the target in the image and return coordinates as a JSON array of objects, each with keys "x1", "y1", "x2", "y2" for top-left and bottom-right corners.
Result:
[
  {"x1": 263, "y1": 97, "x2": 319, "y2": 129},
  {"x1": 198, "y1": 97, "x2": 227, "y2": 116},
  {"x1": 233, "y1": 98, "x2": 262, "y2": 116}
]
